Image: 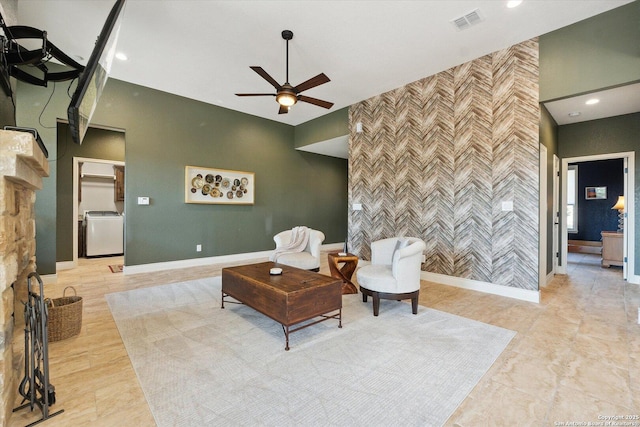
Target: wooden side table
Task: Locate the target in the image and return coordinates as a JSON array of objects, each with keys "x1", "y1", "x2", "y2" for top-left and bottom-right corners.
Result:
[
  {"x1": 328, "y1": 252, "x2": 359, "y2": 294},
  {"x1": 601, "y1": 231, "x2": 623, "y2": 267}
]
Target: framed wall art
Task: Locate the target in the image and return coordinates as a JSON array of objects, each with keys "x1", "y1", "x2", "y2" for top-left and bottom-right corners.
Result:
[
  {"x1": 185, "y1": 166, "x2": 254, "y2": 205},
  {"x1": 585, "y1": 186, "x2": 607, "y2": 200}
]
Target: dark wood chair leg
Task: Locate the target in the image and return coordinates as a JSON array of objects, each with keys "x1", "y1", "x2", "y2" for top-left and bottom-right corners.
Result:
[{"x1": 372, "y1": 292, "x2": 380, "y2": 316}]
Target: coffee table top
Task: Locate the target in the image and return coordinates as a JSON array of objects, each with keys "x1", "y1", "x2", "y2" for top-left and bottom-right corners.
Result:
[{"x1": 223, "y1": 262, "x2": 340, "y2": 293}]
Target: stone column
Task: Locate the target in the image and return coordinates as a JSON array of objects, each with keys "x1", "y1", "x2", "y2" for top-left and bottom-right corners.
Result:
[{"x1": 0, "y1": 130, "x2": 49, "y2": 427}]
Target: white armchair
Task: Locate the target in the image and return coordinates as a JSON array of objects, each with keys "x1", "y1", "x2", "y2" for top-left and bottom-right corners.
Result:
[
  {"x1": 356, "y1": 237, "x2": 426, "y2": 316},
  {"x1": 272, "y1": 228, "x2": 325, "y2": 271}
]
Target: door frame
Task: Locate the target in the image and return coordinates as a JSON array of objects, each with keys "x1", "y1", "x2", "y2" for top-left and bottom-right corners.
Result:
[
  {"x1": 539, "y1": 144, "x2": 548, "y2": 287},
  {"x1": 72, "y1": 157, "x2": 126, "y2": 267},
  {"x1": 559, "y1": 151, "x2": 635, "y2": 281},
  {"x1": 553, "y1": 154, "x2": 560, "y2": 274}
]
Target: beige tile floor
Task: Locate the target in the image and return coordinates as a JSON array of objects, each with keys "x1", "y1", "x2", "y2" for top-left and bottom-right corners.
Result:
[{"x1": 9, "y1": 252, "x2": 639, "y2": 426}]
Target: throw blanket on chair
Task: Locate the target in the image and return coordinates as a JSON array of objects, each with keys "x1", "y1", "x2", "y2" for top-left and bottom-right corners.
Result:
[{"x1": 270, "y1": 226, "x2": 310, "y2": 263}]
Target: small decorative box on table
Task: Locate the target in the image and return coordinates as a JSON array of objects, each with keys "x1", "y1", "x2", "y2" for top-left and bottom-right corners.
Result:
[{"x1": 327, "y1": 252, "x2": 359, "y2": 294}]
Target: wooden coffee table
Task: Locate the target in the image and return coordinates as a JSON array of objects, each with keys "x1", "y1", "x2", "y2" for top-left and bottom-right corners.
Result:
[{"x1": 221, "y1": 262, "x2": 342, "y2": 350}]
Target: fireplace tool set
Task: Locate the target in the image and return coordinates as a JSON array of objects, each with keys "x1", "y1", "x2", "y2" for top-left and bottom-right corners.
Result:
[{"x1": 13, "y1": 272, "x2": 64, "y2": 426}]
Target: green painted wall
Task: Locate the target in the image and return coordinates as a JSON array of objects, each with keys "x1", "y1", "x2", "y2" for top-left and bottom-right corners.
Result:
[
  {"x1": 539, "y1": 105, "x2": 559, "y2": 274},
  {"x1": 539, "y1": 0, "x2": 640, "y2": 101},
  {"x1": 558, "y1": 112, "x2": 640, "y2": 274},
  {"x1": 294, "y1": 107, "x2": 349, "y2": 149},
  {"x1": 56, "y1": 126, "x2": 125, "y2": 261},
  {"x1": 17, "y1": 77, "x2": 347, "y2": 272}
]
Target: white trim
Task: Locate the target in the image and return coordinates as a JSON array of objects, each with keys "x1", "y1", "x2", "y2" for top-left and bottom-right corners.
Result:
[
  {"x1": 553, "y1": 155, "x2": 560, "y2": 274},
  {"x1": 560, "y1": 151, "x2": 635, "y2": 281},
  {"x1": 629, "y1": 274, "x2": 640, "y2": 285},
  {"x1": 421, "y1": 271, "x2": 540, "y2": 303},
  {"x1": 72, "y1": 156, "x2": 125, "y2": 267},
  {"x1": 56, "y1": 261, "x2": 76, "y2": 271},
  {"x1": 539, "y1": 144, "x2": 547, "y2": 289},
  {"x1": 546, "y1": 271, "x2": 554, "y2": 285},
  {"x1": 123, "y1": 242, "x2": 345, "y2": 275},
  {"x1": 323, "y1": 243, "x2": 344, "y2": 252}
]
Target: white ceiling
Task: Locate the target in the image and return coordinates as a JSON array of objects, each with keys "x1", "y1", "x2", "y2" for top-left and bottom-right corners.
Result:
[
  {"x1": 544, "y1": 83, "x2": 640, "y2": 126},
  {"x1": 15, "y1": 0, "x2": 635, "y2": 129}
]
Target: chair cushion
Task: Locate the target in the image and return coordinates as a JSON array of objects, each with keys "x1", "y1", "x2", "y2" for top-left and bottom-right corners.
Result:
[
  {"x1": 356, "y1": 264, "x2": 399, "y2": 293},
  {"x1": 276, "y1": 252, "x2": 319, "y2": 270},
  {"x1": 392, "y1": 238, "x2": 410, "y2": 262}
]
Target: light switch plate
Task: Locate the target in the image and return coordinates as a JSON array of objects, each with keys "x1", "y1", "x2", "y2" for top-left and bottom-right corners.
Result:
[
  {"x1": 501, "y1": 201, "x2": 513, "y2": 211},
  {"x1": 353, "y1": 203, "x2": 362, "y2": 211},
  {"x1": 138, "y1": 196, "x2": 150, "y2": 205}
]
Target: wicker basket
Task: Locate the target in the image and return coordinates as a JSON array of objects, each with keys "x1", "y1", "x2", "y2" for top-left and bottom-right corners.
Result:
[{"x1": 47, "y1": 286, "x2": 83, "y2": 342}]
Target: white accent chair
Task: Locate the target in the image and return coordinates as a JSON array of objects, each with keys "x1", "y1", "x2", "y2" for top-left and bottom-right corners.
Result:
[
  {"x1": 356, "y1": 237, "x2": 426, "y2": 316},
  {"x1": 272, "y1": 228, "x2": 325, "y2": 271}
]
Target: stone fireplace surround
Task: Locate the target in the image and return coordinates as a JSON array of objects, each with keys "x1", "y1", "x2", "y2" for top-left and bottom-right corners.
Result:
[{"x1": 0, "y1": 130, "x2": 49, "y2": 426}]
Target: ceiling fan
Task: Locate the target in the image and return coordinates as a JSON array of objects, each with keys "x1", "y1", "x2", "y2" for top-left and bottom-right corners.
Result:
[{"x1": 236, "y1": 30, "x2": 334, "y2": 114}]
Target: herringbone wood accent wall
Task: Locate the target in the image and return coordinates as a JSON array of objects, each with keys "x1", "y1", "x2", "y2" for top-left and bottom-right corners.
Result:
[{"x1": 348, "y1": 38, "x2": 539, "y2": 291}]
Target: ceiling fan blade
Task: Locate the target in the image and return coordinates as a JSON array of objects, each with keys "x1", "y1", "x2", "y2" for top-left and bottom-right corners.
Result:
[
  {"x1": 250, "y1": 66, "x2": 282, "y2": 90},
  {"x1": 293, "y1": 73, "x2": 330, "y2": 93},
  {"x1": 298, "y1": 95, "x2": 334, "y2": 109},
  {"x1": 278, "y1": 105, "x2": 289, "y2": 114},
  {"x1": 235, "y1": 93, "x2": 275, "y2": 97}
]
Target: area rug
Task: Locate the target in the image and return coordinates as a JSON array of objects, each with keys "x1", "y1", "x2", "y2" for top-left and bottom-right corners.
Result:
[
  {"x1": 108, "y1": 264, "x2": 123, "y2": 273},
  {"x1": 106, "y1": 277, "x2": 515, "y2": 426}
]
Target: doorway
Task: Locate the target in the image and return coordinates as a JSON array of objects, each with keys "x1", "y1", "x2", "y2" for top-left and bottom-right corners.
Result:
[
  {"x1": 559, "y1": 152, "x2": 635, "y2": 281},
  {"x1": 73, "y1": 157, "x2": 125, "y2": 265}
]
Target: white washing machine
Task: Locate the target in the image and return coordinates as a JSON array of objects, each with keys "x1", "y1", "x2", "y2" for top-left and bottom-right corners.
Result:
[{"x1": 85, "y1": 211, "x2": 124, "y2": 256}]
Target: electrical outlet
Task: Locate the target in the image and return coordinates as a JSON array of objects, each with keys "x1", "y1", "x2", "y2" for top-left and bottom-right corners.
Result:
[{"x1": 196, "y1": 244, "x2": 202, "y2": 252}]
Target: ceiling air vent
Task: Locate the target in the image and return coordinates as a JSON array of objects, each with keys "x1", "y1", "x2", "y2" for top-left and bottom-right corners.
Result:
[{"x1": 452, "y1": 9, "x2": 484, "y2": 31}]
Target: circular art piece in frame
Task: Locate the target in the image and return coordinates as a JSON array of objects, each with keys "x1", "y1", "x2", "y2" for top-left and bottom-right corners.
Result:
[{"x1": 185, "y1": 166, "x2": 254, "y2": 205}]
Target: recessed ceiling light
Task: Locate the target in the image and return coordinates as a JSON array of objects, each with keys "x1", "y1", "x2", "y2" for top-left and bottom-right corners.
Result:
[
  {"x1": 507, "y1": 0, "x2": 523, "y2": 8},
  {"x1": 585, "y1": 98, "x2": 600, "y2": 105},
  {"x1": 568, "y1": 111, "x2": 581, "y2": 117},
  {"x1": 115, "y1": 52, "x2": 128, "y2": 61}
]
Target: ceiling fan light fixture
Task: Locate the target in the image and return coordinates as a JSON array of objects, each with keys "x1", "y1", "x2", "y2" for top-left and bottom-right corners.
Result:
[
  {"x1": 236, "y1": 30, "x2": 332, "y2": 114},
  {"x1": 276, "y1": 92, "x2": 297, "y2": 107}
]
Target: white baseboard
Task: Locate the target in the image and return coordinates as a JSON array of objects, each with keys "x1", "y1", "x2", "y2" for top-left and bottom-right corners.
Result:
[
  {"x1": 628, "y1": 274, "x2": 640, "y2": 285},
  {"x1": 123, "y1": 242, "x2": 345, "y2": 275},
  {"x1": 124, "y1": 250, "x2": 273, "y2": 275},
  {"x1": 56, "y1": 261, "x2": 76, "y2": 271},
  {"x1": 323, "y1": 243, "x2": 344, "y2": 251},
  {"x1": 421, "y1": 271, "x2": 540, "y2": 303}
]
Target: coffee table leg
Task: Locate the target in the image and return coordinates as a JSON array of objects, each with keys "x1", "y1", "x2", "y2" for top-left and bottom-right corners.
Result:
[
  {"x1": 221, "y1": 290, "x2": 225, "y2": 309},
  {"x1": 339, "y1": 308, "x2": 342, "y2": 328},
  {"x1": 283, "y1": 325, "x2": 290, "y2": 351}
]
